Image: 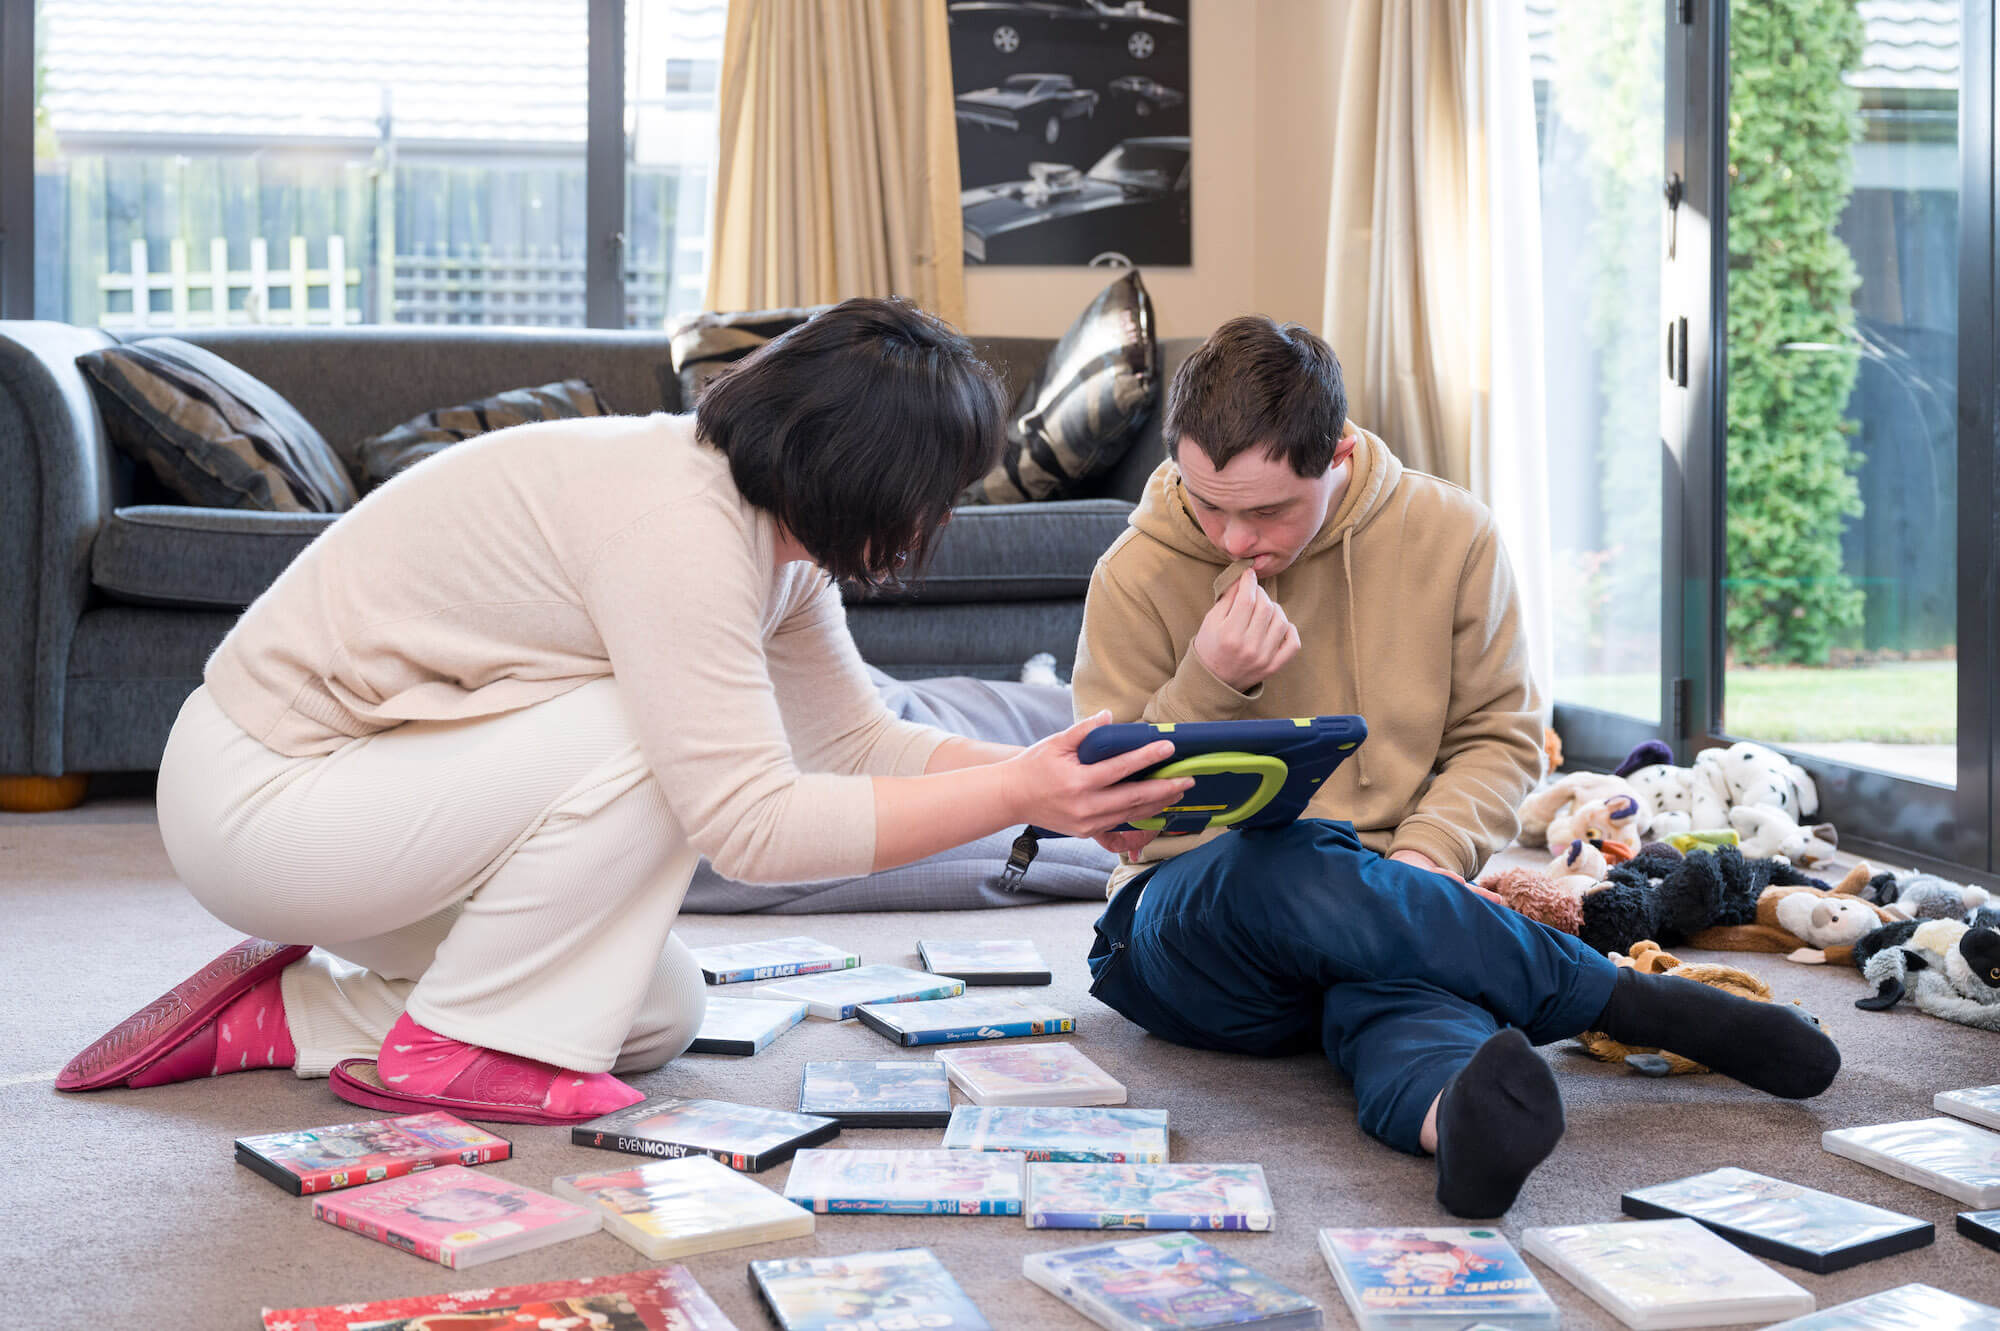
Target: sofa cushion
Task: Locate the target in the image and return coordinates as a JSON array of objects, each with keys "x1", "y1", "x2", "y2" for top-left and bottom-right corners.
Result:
[
  {"x1": 961, "y1": 270, "x2": 1158, "y2": 505},
  {"x1": 74, "y1": 337, "x2": 358, "y2": 512},
  {"x1": 91, "y1": 505, "x2": 335, "y2": 609},
  {"x1": 669, "y1": 304, "x2": 829, "y2": 405},
  {"x1": 355, "y1": 378, "x2": 614, "y2": 490},
  {"x1": 844, "y1": 499, "x2": 1131, "y2": 606}
]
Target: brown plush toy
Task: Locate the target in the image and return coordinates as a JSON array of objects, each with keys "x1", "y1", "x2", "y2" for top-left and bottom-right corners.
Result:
[
  {"x1": 1575, "y1": 941, "x2": 1789, "y2": 1075},
  {"x1": 1685, "y1": 863, "x2": 1896, "y2": 965}
]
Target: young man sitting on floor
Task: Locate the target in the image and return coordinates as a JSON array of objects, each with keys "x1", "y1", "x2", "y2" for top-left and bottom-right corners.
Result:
[{"x1": 1071, "y1": 316, "x2": 1840, "y2": 1218}]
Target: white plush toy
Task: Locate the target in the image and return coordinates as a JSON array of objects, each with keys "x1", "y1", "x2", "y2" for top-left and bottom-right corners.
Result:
[
  {"x1": 1620, "y1": 740, "x2": 1820, "y2": 840},
  {"x1": 1729, "y1": 805, "x2": 1840, "y2": 867},
  {"x1": 1516, "y1": 772, "x2": 1640, "y2": 849}
]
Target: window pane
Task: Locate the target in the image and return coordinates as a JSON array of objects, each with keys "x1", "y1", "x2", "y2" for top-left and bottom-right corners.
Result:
[
  {"x1": 1722, "y1": 0, "x2": 1957, "y2": 786},
  {"x1": 626, "y1": 0, "x2": 726, "y2": 330},
  {"x1": 34, "y1": 1, "x2": 591, "y2": 328},
  {"x1": 1531, "y1": 0, "x2": 1667, "y2": 721}
]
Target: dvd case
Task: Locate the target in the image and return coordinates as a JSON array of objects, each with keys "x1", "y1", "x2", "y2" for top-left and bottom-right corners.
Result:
[
  {"x1": 686, "y1": 995, "x2": 808, "y2": 1055},
  {"x1": 797, "y1": 1060, "x2": 953, "y2": 1127},
  {"x1": 1760, "y1": 1282, "x2": 2000, "y2": 1331},
  {"x1": 1025, "y1": 1162, "x2": 1274, "y2": 1231},
  {"x1": 234, "y1": 1110, "x2": 509, "y2": 1195},
  {"x1": 783, "y1": 1148, "x2": 1026, "y2": 1215},
  {"x1": 1521, "y1": 1218, "x2": 1815, "y2": 1330},
  {"x1": 309, "y1": 1165, "x2": 599, "y2": 1269},
  {"x1": 1621, "y1": 1166, "x2": 1932, "y2": 1272},
  {"x1": 1958, "y1": 1209, "x2": 2000, "y2": 1253},
  {"x1": 1823, "y1": 1117, "x2": 2000, "y2": 1206},
  {"x1": 857, "y1": 992, "x2": 1076, "y2": 1046},
  {"x1": 262, "y1": 1265, "x2": 739, "y2": 1330},
  {"x1": 552, "y1": 1154, "x2": 813, "y2": 1259},
  {"x1": 1937, "y1": 1085, "x2": 2000, "y2": 1133},
  {"x1": 917, "y1": 938, "x2": 1053, "y2": 985},
  {"x1": 1317, "y1": 1227, "x2": 1560, "y2": 1331},
  {"x1": 751, "y1": 1248, "x2": 991, "y2": 1330},
  {"x1": 573, "y1": 1095, "x2": 838, "y2": 1172},
  {"x1": 935, "y1": 1041, "x2": 1127, "y2": 1106},
  {"x1": 753, "y1": 963, "x2": 965, "y2": 1020},
  {"x1": 1026, "y1": 1232, "x2": 1323, "y2": 1330},
  {"x1": 691, "y1": 935, "x2": 859, "y2": 985},
  {"x1": 943, "y1": 1105, "x2": 1168, "y2": 1162}
]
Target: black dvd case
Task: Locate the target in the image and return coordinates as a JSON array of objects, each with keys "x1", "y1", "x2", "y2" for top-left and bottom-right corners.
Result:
[
  {"x1": 571, "y1": 1095, "x2": 837, "y2": 1173},
  {"x1": 1621, "y1": 1178, "x2": 1933, "y2": 1274},
  {"x1": 796, "y1": 1060, "x2": 953, "y2": 1127}
]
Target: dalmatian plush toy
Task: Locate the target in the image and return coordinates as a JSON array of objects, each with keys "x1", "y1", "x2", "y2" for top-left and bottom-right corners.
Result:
[{"x1": 1617, "y1": 740, "x2": 1820, "y2": 841}]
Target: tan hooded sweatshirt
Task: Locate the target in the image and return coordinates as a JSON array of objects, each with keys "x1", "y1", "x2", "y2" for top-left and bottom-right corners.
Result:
[{"x1": 1072, "y1": 426, "x2": 1544, "y2": 894}]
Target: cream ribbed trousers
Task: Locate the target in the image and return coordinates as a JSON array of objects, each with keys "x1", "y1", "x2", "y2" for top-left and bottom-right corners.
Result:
[{"x1": 155, "y1": 680, "x2": 708, "y2": 1078}]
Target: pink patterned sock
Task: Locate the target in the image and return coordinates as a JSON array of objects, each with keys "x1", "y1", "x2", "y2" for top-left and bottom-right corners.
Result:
[
  {"x1": 124, "y1": 973, "x2": 295, "y2": 1087},
  {"x1": 375, "y1": 1012, "x2": 643, "y2": 1118}
]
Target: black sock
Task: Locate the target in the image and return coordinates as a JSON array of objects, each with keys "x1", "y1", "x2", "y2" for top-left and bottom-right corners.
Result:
[
  {"x1": 1593, "y1": 968, "x2": 1839, "y2": 1099},
  {"x1": 1433, "y1": 1027, "x2": 1565, "y2": 1219}
]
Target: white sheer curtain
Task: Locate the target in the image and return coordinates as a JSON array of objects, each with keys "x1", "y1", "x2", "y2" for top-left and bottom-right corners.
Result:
[{"x1": 1324, "y1": 0, "x2": 1554, "y2": 713}]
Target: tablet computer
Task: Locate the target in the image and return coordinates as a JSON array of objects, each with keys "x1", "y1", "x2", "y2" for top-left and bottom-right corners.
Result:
[{"x1": 1078, "y1": 715, "x2": 1367, "y2": 835}]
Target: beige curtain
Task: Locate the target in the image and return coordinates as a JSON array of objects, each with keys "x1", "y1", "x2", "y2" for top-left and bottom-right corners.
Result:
[
  {"x1": 1323, "y1": 0, "x2": 1554, "y2": 707},
  {"x1": 705, "y1": 0, "x2": 964, "y2": 326}
]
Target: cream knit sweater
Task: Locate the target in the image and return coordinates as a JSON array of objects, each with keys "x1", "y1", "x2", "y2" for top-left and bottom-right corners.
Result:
[{"x1": 203, "y1": 412, "x2": 946, "y2": 885}]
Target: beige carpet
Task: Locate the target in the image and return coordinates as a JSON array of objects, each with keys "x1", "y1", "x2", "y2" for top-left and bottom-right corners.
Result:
[{"x1": 8, "y1": 798, "x2": 2000, "y2": 1328}]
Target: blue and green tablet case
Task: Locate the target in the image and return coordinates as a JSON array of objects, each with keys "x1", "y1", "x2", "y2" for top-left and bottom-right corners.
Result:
[{"x1": 1004, "y1": 715, "x2": 1367, "y2": 886}]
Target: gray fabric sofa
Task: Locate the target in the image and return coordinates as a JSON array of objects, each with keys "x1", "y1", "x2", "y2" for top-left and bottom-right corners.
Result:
[{"x1": 0, "y1": 321, "x2": 1200, "y2": 779}]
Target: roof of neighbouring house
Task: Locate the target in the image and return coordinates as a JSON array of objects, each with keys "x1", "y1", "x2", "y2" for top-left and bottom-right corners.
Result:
[
  {"x1": 37, "y1": 0, "x2": 726, "y2": 150},
  {"x1": 1523, "y1": 0, "x2": 1958, "y2": 93}
]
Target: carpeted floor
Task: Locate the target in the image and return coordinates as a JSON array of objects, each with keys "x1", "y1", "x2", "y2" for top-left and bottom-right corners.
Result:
[{"x1": 7, "y1": 798, "x2": 2000, "y2": 1328}]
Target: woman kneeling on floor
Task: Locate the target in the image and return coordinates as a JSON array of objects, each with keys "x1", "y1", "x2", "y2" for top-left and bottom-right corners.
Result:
[{"x1": 58, "y1": 298, "x2": 1191, "y2": 1125}]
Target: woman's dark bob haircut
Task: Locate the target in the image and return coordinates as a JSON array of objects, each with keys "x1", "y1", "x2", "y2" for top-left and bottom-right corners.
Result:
[{"x1": 696, "y1": 297, "x2": 1006, "y2": 586}]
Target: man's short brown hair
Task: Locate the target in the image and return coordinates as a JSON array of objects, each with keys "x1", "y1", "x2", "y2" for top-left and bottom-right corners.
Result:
[{"x1": 1163, "y1": 316, "x2": 1348, "y2": 476}]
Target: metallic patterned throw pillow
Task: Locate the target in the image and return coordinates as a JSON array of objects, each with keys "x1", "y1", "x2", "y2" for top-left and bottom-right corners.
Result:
[
  {"x1": 963, "y1": 270, "x2": 1158, "y2": 505},
  {"x1": 354, "y1": 379, "x2": 613, "y2": 489},
  {"x1": 669, "y1": 304, "x2": 833, "y2": 408},
  {"x1": 76, "y1": 337, "x2": 359, "y2": 513}
]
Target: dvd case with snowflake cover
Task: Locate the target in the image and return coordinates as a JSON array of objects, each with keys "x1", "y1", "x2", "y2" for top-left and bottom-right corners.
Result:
[
  {"x1": 309, "y1": 1165, "x2": 599, "y2": 1269},
  {"x1": 1621, "y1": 1166, "x2": 1931, "y2": 1272},
  {"x1": 690, "y1": 935, "x2": 859, "y2": 985},
  {"x1": 1522, "y1": 1218, "x2": 1814, "y2": 1330},
  {"x1": 1823, "y1": 1117, "x2": 2000, "y2": 1207},
  {"x1": 1936, "y1": 1085, "x2": 2000, "y2": 1133},
  {"x1": 935, "y1": 1041, "x2": 1127, "y2": 1106},
  {"x1": 783, "y1": 1147, "x2": 1026, "y2": 1215},
  {"x1": 1026, "y1": 1231, "x2": 1323, "y2": 1330},
  {"x1": 260, "y1": 1265, "x2": 739, "y2": 1330},
  {"x1": 1025, "y1": 1162, "x2": 1274, "y2": 1231},
  {"x1": 1760, "y1": 1282, "x2": 2000, "y2": 1331},
  {"x1": 916, "y1": 938, "x2": 1053, "y2": 985},
  {"x1": 858, "y1": 992, "x2": 1076, "y2": 1046},
  {"x1": 751, "y1": 1248, "x2": 991, "y2": 1331},
  {"x1": 235, "y1": 1110, "x2": 510, "y2": 1195},
  {"x1": 796, "y1": 1060, "x2": 953, "y2": 1126},
  {"x1": 551, "y1": 1154, "x2": 813, "y2": 1259},
  {"x1": 686, "y1": 995, "x2": 808, "y2": 1055},
  {"x1": 753, "y1": 963, "x2": 964, "y2": 1020},
  {"x1": 943, "y1": 1105, "x2": 1168, "y2": 1163},
  {"x1": 1317, "y1": 1227, "x2": 1558, "y2": 1331},
  {"x1": 573, "y1": 1095, "x2": 838, "y2": 1172}
]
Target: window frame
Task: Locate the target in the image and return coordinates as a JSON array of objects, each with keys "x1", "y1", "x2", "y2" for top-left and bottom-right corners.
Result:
[{"x1": 0, "y1": 0, "x2": 640, "y2": 329}]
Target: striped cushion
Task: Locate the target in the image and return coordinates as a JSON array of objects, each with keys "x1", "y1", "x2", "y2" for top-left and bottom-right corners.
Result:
[
  {"x1": 669, "y1": 304, "x2": 831, "y2": 406},
  {"x1": 962, "y1": 270, "x2": 1158, "y2": 505},
  {"x1": 76, "y1": 337, "x2": 358, "y2": 513},
  {"x1": 354, "y1": 379, "x2": 614, "y2": 489}
]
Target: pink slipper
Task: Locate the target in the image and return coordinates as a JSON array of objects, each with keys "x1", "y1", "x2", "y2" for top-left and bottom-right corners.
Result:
[
  {"x1": 329, "y1": 1058, "x2": 642, "y2": 1127},
  {"x1": 57, "y1": 938, "x2": 310, "y2": 1091}
]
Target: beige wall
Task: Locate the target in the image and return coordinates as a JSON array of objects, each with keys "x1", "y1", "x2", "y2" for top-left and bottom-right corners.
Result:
[{"x1": 963, "y1": 0, "x2": 1346, "y2": 341}]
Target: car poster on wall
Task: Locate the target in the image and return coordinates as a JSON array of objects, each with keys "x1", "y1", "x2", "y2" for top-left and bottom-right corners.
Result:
[{"x1": 950, "y1": 0, "x2": 1191, "y2": 268}]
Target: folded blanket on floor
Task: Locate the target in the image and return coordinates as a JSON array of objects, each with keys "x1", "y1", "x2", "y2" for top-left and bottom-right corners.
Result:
[{"x1": 682, "y1": 668, "x2": 1118, "y2": 913}]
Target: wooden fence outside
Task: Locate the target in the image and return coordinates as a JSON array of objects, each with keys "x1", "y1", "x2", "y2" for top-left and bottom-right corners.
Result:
[{"x1": 99, "y1": 236, "x2": 676, "y2": 329}]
